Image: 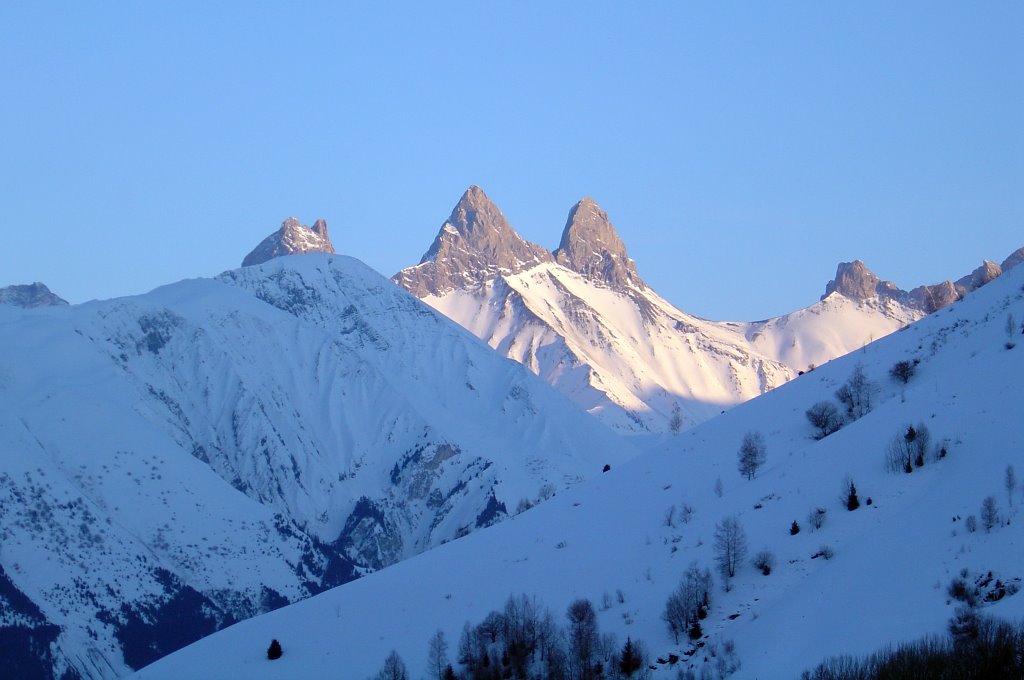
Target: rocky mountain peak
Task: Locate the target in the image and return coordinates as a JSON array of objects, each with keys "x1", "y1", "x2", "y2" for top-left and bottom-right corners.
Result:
[
  {"x1": 242, "y1": 217, "x2": 335, "y2": 267},
  {"x1": 822, "y1": 260, "x2": 887, "y2": 301},
  {"x1": 955, "y1": 260, "x2": 1002, "y2": 294},
  {"x1": 0, "y1": 282, "x2": 69, "y2": 308},
  {"x1": 1002, "y1": 247, "x2": 1024, "y2": 272},
  {"x1": 394, "y1": 186, "x2": 553, "y2": 297},
  {"x1": 554, "y1": 198, "x2": 643, "y2": 289},
  {"x1": 825, "y1": 247, "x2": 1023, "y2": 315}
]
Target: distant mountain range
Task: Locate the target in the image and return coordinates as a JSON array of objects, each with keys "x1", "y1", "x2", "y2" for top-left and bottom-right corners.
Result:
[
  {"x1": 394, "y1": 186, "x2": 1022, "y2": 432},
  {"x1": 0, "y1": 192, "x2": 1019, "y2": 680},
  {"x1": 139, "y1": 218, "x2": 1024, "y2": 680}
]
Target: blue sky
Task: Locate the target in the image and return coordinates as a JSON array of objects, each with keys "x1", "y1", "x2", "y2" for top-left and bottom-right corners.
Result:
[{"x1": 2, "y1": 2, "x2": 1021, "y2": 319}]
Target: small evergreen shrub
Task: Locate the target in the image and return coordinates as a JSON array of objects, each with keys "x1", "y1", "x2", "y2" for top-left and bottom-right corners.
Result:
[
  {"x1": 844, "y1": 479, "x2": 860, "y2": 511},
  {"x1": 267, "y1": 639, "x2": 283, "y2": 660}
]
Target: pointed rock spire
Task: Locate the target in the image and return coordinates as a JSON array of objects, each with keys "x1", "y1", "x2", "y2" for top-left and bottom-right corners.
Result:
[
  {"x1": 821, "y1": 260, "x2": 888, "y2": 301},
  {"x1": 242, "y1": 217, "x2": 335, "y2": 267},
  {"x1": 395, "y1": 186, "x2": 553, "y2": 296},
  {"x1": 554, "y1": 197, "x2": 643, "y2": 289}
]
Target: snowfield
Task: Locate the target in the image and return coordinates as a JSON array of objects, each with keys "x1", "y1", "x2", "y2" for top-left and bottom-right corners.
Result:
[
  {"x1": 137, "y1": 261, "x2": 1024, "y2": 679},
  {"x1": 423, "y1": 262, "x2": 921, "y2": 434}
]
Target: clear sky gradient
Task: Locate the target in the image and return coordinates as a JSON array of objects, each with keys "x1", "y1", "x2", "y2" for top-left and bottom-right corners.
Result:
[{"x1": 2, "y1": 2, "x2": 1021, "y2": 320}]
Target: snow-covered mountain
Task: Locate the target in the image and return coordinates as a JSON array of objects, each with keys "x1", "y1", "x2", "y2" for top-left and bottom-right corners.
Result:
[
  {"x1": 824, "y1": 251, "x2": 1024, "y2": 314},
  {"x1": 395, "y1": 188, "x2": 935, "y2": 433},
  {"x1": 0, "y1": 282, "x2": 68, "y2": 308},
  {"x1": 241, "y1": 217, "x2": 336, "y2": 267},
  {"x1": 0, "y1": 254, "x2": 631, "y2": 679},
  {"x1": 140, "y1": 242, "x2": 1024, "y2": 680}
]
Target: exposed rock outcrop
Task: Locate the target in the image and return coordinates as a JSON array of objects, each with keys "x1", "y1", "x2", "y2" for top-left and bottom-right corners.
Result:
[
  {"x1": 554, "y1": 197, "x2": 644, "y2": 289},
  {"x1": 955, "y1": 260, "x2": 1002, "y2": 294},
  {"x1": 825, "y1": 248, "x2": 1022, "y2": 315},
  {"x1": 908, "y1": 281, "x2": 961, "y2": 314},
  {"x1": 822, "y1": 261, "x2": 891, "y2": 301},
  {"x1": 1001, "y1": 247, "x2": 1024, "y2": 272},
  {"x1": 0, "y1": 282, "x2": 68, "y2": 308},
  {"x1": 242, "y1": 217, "x2": 334, "y2": 267},
  {"x1": 395, "y1": 186, "x2": 553, "y2": 296}
]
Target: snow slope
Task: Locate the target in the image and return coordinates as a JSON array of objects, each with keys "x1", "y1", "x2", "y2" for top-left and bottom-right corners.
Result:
[
  {"x1": 397, "y1": 188, "x2": 925, "y2": 433},
  {"x1": 419, "y1": 261, "x2": 920, "y2": 434},
  {"x1": 141, "y1": 256, "x2": 1024, "y2": 679},
  {"x1": 0, "y1": 254, "x2": 631, "y2": 679}
]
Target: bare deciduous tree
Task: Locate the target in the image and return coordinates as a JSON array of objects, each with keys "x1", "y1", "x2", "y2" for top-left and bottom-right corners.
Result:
[
  {"x1": 375, "y1": 650, "x2": 409, "y2": 680},
  {"x1": 885, "y1": 423, "x2": 932, "y2": 473},
  {"x1": 737, "y1": 430, "x2": 767, "y2": 480},
  {"x1": 663, "y1": 563, "x2": 712, "y2": 644},
  {"x1": 664, "y1": 504, "x2": 676, "y2": 528},
  {"x1": 669, "y1": 402, "x2": 683, "y2": 434},
  {"x1": 714, "y1": 516, "x2": 747, "y2": 586},
  {"x1": 566, "y1": 599, "x2": 600, "y2": 680},
  {"x1": 889, "y1": 360, "x2": 916, "y2": 384},
  {"x1": 1007, "y1": 465, "x2": 1017, "y2": 507},
  {"x1": 426, "y1": 630, "x2": 449, "y2": 680},
  {"x1": 835, "y1": 363, "x2": 876, "y2": 420},
  {"x1": 808, "y1": 507, "x2": 827, "y2": 530},
  {"x1": 806, "y1": 401, "x2": 843, "y2": 439},
  {"x1": 981, "y1": 496, "x2": 1000, "y2": 533},
  {"x1": 752, "y1": 549, "x2": 776, "y2": 575}
]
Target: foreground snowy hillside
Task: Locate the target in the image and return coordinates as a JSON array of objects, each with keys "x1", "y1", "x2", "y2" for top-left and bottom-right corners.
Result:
[
  {"x1": 142, "y1": 255, "x2": 1024, "y2": 679},
  {"x1": 0, "y1": 255, "x2": 630, "y2": 679},
  {"x1": 397, "y1": 188, "x2": 933, "y2": 433}
]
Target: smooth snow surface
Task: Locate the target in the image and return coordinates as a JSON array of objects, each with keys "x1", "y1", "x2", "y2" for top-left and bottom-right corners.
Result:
[{"x1": 138, "y1": 265, "x2": 1024, "y2": 679}]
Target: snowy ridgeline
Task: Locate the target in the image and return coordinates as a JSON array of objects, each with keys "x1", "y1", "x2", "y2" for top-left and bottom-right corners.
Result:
[
  {"x1": 139, "y1": 262, "x2": 1024, "y2": 679},
  {"x1": 0, "y1": 255, "x2": 632, "y2": 680},
  {"x1": 397, "y1": 187, "x2": 937, "y2": 434},
  {"x1": 422, "y1": 263, "x2": 920, "y2": 434}
]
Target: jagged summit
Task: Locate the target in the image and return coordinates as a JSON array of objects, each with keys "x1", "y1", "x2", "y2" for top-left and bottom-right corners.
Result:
[
  {"x1": 955, "y1": 260, "x2": 1002, "y2": 294},
  {"x1": 823, "y1": 259, "x2": 960, "y2": 313},
  {"x1": 0, "y1": 282, "x2": 68, "y2": 308},
  {"x1": 395, "y1": 186, "x2": 553, "y2": 297},
  {"x1": 553, "y1": 197, "x2": 643, "y2": 289},
  {"x1": 824, "y1": 250, "x2": 1022, "y2": 315},
  {"x1": 1002, "y1": 247, "x2": 1024, "y2": 272},
  {"x1": 822, "y1": 260, "x2": 899, "y2": 301},
  {"x1": 241, "y1": 216, "x2": 334, "y2": 267}
]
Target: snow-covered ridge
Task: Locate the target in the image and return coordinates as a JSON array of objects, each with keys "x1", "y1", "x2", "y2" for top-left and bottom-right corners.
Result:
[
  {"x1": 0, "y1": 281, "x2": 68, "y2": 308},
  {"x1": 241, "y1": 217, "x2": 335, "y2": 267},
  {"x1": 141, "y1": 250, "x2": 1024, "y2": 680},
  {"x1": 395, "y1": 188, "x2": 949, "y2": 432},
  {"x1": 0, "y1": 254, "x2": 631, "y2": 679}
]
